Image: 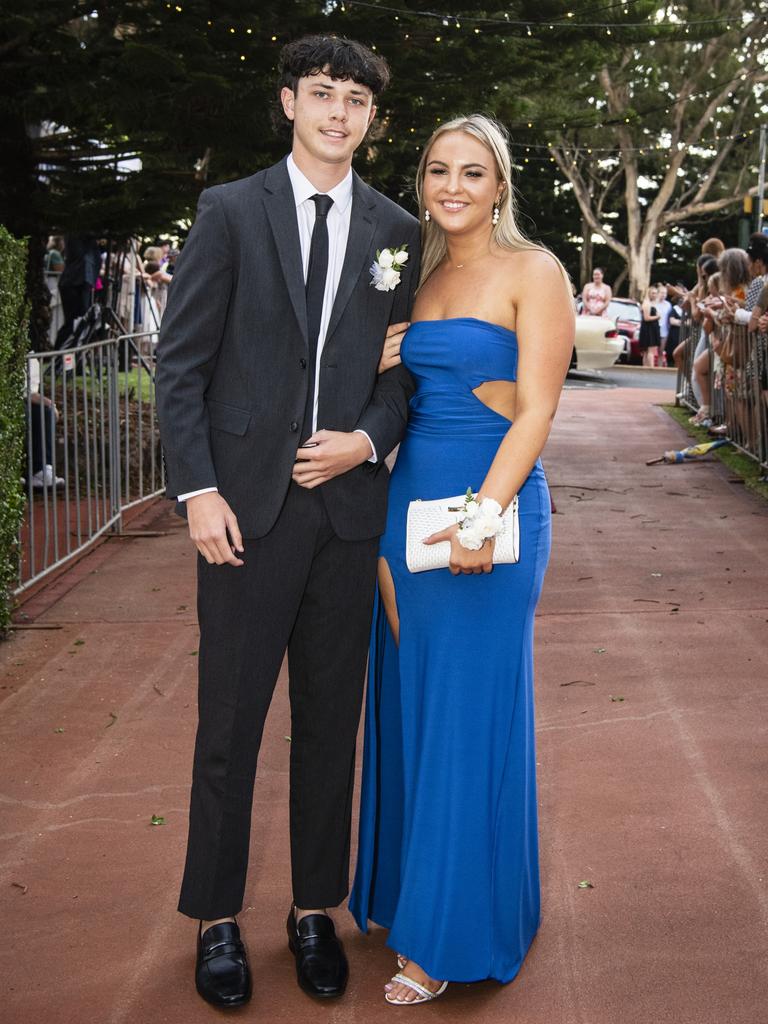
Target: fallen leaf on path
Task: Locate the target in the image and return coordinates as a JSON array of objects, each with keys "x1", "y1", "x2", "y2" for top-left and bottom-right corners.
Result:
[
  {"x1": 284, "y1": 735, "x2": 292, "y2": 742},
  {"x1": 106, "y1": 711, "x2": 118, "y2": 728},
  {"x1": 150, "y1": 815, "x2": 166, "y2": 826},
  {"x1": 610, "y1": 695, "x2": 625, "y2": 702},
  {"x1": 153, "y1": 684, "x2": 164, "y2": 697},
  {"x1": 634, "y1": 599, "x2": 660, "y2": 603},
  {"x1": 577, "y1": 576, "x2": 593, "y2": 582},
  {"x1": 593, "y1": 648, "x2": 607, "y2": 654},
  {"x1": 577, "y1": 881, "x2": 594, "y2": 889},
  {"x1": 73, "y1": 639, "x2": 85, "y2": 646},
  {"x1": 11, "y1": 882, "x2": 28, "y2": 894},
  {"x1": 560, "y1": 680, "x2": 595, "y2": 687},
  {"x1": 54, "y1": 727, "x2": 64, "y2": 733}
]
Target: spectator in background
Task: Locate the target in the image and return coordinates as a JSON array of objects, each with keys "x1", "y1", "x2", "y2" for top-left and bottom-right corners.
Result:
[
  {"x1": 44, "y1": 236, "x2": 64, "y2": 273},
  {"x1": 701, "y1": 237, "x2": 726, "y2": 259},
  {"x1": 655, "y1": 283, "x2": 672, "y2": 365},
  {"x1": 665, "y1": 287, "x2": 684, "y2": 368},
  {"x1": 55, "y1": 234, "x2": 101, "y2": 349},
  {"x1": 142, "y1": 244, "x2": 172, "y2": 321},
  {"x1": 690, "y1": 271, "x2": 728, "y2": 426},
  {"x1": 672, "y1": 255, "x2": 719, "y2": 377},
  {"x1": 639, "y1": 284, "x2": 661, "y2": 367},
  {"x1": 25, "y1": 357, "x2": 64, "y2": 489},
  {"x1": 581, "y1": 267, "x2": 612, "y2": 316}
]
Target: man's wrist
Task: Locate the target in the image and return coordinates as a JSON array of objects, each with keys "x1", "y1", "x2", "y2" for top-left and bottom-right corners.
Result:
[
  {"x1": 353, "y1": 428, "x2": 377, "y2": 463},
  {"x1": 178, "y1": 486, "x2": 218, "y2": 502}
]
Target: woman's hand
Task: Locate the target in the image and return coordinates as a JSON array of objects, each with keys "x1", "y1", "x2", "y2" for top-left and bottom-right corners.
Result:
[
  {"x1": 424, "y1": 523, "x2": 494, "y2": 575},
  {"x1": 378, "y1": 321, "x2": 410, "y2": 373}
]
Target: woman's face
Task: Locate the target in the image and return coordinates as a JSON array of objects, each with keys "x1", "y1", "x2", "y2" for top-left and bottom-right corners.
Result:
[
  {"x1": 422, "y1": 131, "x2": 503, "y2": 237},
  {"x1": 593, "y1": 269, "x2": 603, "y2": 285},
  {"x1": 748, "y1": 255, "x2": 767, "y2": 279},
  {"x1": 648, "y1": 286, "x2": 659, "y2": 302}
]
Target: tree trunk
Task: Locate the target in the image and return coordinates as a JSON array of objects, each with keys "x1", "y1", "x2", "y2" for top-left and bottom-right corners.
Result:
[
  {"x1": 579, "y1": 216, "x2": 592, "y2": 292},
  {"x1": 0, "y1": 110, "x2": 49, "y2": 349}
]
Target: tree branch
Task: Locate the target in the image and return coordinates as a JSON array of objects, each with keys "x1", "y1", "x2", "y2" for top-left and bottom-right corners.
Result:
[{"x1": 550, "y1": 143, "x2": 628, "y2": 259}]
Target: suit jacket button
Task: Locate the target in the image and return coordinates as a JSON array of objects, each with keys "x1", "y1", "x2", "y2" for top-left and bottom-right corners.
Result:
[
  {"x1": 290, "y1": 421, "x2": 299, "y2": 432},
  {"x1": 299, "y1": 358, "x2": 307, "y2": 369}
]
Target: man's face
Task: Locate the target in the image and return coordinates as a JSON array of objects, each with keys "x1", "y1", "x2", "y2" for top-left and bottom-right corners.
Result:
[{"x1": 281, "y1": 71, "x2": 376, "y2": 167}]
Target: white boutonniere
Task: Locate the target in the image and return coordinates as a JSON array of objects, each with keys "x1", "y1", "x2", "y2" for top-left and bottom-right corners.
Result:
[{"x1": 370, "y1": 245, "x2": 409, "y2": 292}]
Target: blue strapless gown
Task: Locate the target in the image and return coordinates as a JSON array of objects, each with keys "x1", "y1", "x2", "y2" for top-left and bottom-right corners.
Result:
[{"x1": 349, "y1": 318, "x2": 551, "y2": 983}]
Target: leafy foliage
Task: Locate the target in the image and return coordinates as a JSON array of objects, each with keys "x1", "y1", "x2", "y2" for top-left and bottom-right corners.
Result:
[{"x1": 0, "y1": 227, "x2": 28, "y2": 635}]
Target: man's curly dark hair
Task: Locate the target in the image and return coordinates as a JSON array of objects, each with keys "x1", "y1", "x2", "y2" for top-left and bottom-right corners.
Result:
[{"x1": 277, "y1": 34, "x2": 390, "y2": 110}]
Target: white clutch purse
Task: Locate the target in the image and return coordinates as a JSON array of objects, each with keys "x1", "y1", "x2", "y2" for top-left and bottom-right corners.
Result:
[{"x1": 405, "y1": 494, "x2": 519, "y2": 573}]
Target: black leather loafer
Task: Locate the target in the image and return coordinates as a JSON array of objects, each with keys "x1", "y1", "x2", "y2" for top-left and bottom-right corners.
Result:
[
  {"x1": 287, "y1": 907, "x2": 348, "y2": 998},
  {"x1": 195, "y1": 921, "x2": 252, "y2": 1008}
]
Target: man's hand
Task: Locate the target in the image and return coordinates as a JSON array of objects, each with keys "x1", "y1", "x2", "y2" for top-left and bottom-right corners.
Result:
[
  {"x1": 187, "y1": 491, "x2": 244, "y2": 566},
  {"x1": 378, "y1": 321, "x2": 410, "y2": 373},
  {"x1": 292, "y1": 430, "x2": 372, "y2": 489}
]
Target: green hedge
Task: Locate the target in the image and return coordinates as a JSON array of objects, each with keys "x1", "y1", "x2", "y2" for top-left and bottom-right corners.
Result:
[{"x1": 0, "y1": 227, "x2": 29, "y2": 636}]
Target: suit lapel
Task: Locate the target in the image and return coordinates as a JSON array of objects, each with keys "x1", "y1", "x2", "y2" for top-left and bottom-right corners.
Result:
[
  {"x1": 324, "y1": 172, "x2": 378, "y2": 344},
  {"x1": 262, "y1": 158, "x2": 308, "y2": 343}
]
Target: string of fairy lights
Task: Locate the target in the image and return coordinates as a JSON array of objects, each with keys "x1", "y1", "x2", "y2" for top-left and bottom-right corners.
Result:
[
  {"x1": 337, "y1": 0, "x2": 762, "y2": 36},
  {"x1": 162, "y1": 2, "x2": 765, "y2": 167}
]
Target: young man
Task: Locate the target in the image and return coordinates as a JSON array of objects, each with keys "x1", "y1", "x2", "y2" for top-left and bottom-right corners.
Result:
[{"x1": 156, "y1": 35, "x2": 419, "y2": 1008}]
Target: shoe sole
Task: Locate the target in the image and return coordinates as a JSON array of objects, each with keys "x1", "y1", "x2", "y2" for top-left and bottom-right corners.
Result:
[{"x1": 195, "y1": 983, "x2": 251, "y2": 1009}]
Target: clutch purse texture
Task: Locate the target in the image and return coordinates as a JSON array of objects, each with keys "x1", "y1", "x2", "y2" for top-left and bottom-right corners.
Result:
[{"x1": 405, "y1": 494, "x2": 519, "y2": 573}]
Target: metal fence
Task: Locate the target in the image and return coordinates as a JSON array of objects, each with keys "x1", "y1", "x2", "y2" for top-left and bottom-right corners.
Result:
[
  {"x1": 675, "y1": 315, "x2": 768, "y2": 473},
  {"x1": 17, "y1": 331, "x2": 164, "y2": 595}
]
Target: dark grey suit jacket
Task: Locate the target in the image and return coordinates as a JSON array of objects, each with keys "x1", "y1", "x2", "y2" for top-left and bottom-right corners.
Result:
[{"x1": 155, "y1": 157, "x2": 419, "y2": 540}]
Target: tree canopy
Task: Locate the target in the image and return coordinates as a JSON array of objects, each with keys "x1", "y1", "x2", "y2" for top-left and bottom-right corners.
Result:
[{"x1": 1, "y1": 0, "x2": 765, "y2": 339}]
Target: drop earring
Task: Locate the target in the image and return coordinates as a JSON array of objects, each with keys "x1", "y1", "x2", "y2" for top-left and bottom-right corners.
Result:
[
  {"x1": 424, "y1": 209, "x2": 431, "y2": 222},
  {"x1": 492, "y1": 204, "x2": 500, "y2": 225}
]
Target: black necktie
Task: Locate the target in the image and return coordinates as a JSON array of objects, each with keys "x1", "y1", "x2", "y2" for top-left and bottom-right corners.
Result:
[{"x1": 302, "y1": 193, "x2": 334, "y2": 440}]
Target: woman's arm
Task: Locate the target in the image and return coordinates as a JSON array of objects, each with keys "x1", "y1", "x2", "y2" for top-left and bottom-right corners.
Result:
[
  {"x1": 479, "y1": 252, "x2": 574, "y2": 509},
  {"x1": 424, "y1": 252, "x2": 573, "y2": 574},
  {"x1": 748, "y1": 304, "x2": 766, "y2": 332}
]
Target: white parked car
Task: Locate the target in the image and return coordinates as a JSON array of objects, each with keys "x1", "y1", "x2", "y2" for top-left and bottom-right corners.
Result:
[{"x1": 572, "y1": 314, "x2": 625, "y2": 370}]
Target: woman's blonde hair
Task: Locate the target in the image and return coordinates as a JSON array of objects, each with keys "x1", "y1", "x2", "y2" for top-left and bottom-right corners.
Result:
[{"x1": 414, "y1": 114, "x2": 570, "y2": 288}]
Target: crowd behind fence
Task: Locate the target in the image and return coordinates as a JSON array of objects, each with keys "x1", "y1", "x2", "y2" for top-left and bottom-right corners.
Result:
[
  {"x1": 675, "y1": 314, "x2": 768, "y2": 473},
  {"x1": 17, "y1": 331, "x2": 164, "y2": 595}
]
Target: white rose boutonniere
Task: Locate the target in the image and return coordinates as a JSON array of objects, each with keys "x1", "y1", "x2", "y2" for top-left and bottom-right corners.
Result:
[{"x1": 370, "y1": 245, "x2": 409, "y2": 292}]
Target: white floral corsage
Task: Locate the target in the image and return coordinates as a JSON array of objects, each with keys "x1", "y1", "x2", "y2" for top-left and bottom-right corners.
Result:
[
  {"x1": 370, "y1": 245, "x2": 409, "y2": 292},
  {"x1": 451, "y1": 488, "x2": 505, "y2": 551}
]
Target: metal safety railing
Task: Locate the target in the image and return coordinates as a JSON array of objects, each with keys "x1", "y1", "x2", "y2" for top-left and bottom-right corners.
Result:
[
  {"x1": 16, "y1": 331, "x2": 164, "y2": 595},
  {"x1": 675, "y1": 314, "x2": 768, "y2": 473}
]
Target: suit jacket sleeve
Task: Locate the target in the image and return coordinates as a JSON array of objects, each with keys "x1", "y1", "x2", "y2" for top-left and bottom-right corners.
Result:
[
  {"x1": 155, "y1": 187, "x2": 233, "y2": 498},
  {"x1": 354, "y1": 222, "x2": 420, "y2": 460}
]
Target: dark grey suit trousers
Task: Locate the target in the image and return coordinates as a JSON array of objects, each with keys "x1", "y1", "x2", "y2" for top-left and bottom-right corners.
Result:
[{"x1": 177, "y1": 482, "x2": 378, "y2": 919}]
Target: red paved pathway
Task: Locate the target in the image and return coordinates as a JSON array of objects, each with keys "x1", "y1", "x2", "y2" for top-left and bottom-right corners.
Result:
[{"x1": 1, "y1": 386, "x2": 766, "y2": 1024}]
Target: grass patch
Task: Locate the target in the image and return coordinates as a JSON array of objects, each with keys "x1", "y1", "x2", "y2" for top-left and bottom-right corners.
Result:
[{"x1": 662, "y1": 404, "x2": 768, "y2": 501}]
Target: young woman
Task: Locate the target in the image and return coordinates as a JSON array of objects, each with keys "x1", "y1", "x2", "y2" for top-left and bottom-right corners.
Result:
[
  {"x1": 350, "y1": 115, "x2": 574, "y2": 1004},
  {"x1": 581, "y1": 267, "x2": 612, "y2": 316},
  {"x1": 639, "y1": 285, "x2": 662, "y2": 367}
]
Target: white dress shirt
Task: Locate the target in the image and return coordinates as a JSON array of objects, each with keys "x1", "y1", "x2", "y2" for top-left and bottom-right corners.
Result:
[{"x1": 178, "y1": 155, "x2": 375, "y2": 502}]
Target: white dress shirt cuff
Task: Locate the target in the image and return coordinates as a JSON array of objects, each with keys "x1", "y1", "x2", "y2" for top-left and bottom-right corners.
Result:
[
  {"x1": 177, "y1": 486, "x2": 218, "y2": 501},
  {"x1": 354, "y1": 429, "x2": 378, "y2": 464},
  {"x1": 734, "y1": 307, "x2": 750, "y2": 325}
]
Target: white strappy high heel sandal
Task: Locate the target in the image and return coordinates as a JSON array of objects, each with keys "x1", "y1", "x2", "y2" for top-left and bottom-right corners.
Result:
[{"x1": 384, "y1": 972, "x2": 448, "y2": 1005}]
